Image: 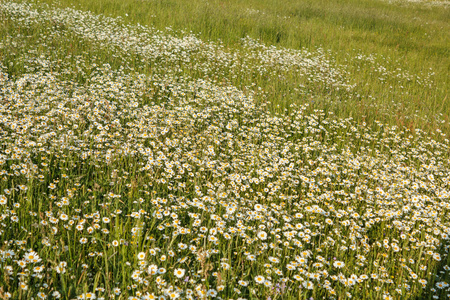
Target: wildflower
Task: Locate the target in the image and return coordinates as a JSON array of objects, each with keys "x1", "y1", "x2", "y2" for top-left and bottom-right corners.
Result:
[
  {"x1": 293, "y1": 275, "x2": 303, "y2": 281},
  {"x1": 333, "y1": 261, "x2": 345, "y2": 268},
  {"x1": 254, "y1": 204, "x2": 264, "y2": 211},
  {"x1": 238, "y1": 280, "x2": 248, "y2": 286},
  {"x1": 264, "y1": 280, "x2": 272, "y2": 287},
  {"x1": 255, "y1": 275, "x2": 265, "y2": 284},
  {"x1": 174, "y1": 268, "x2": 185, "y2": 278},
  {"x1": 433, "y1": 253, "x2": 441, "y2": 261},
  {"x1": 257, "y1": 231, "x2": 267, "y2": 240},
  {"x1": 303, "y1": 281, "x2": 314, "y2": 289},
  {"x1": 141, "y1": 293, "x2": 156, "y2": 300},
  {"x1": 268, "y1": 256, "x2": 279, "y2": 263},
  {"x1": 78, "y1": 293, "x2": 96, "y2": 299},
  {"x1": 19, "y1": 282, "x2": 28, "y2": 290},
  {"x1": 24, "y1": 250, "x2": 41, "y2": 263},
  {"x1": 33, "y1": 265, "x2": 45, "y2": 273},
  {"x1": 148, "y1": 264, "x2": 158, "y2": 275},
  {"x1": 168, "y1": 292, "x2": 179, "y2": 299},
  {"x1": 37, "y1": 292, "x2": 47, "y2": 299}
]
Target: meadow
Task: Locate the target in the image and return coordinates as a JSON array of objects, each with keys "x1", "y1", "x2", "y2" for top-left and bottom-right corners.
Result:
[{"x1": 0, "y1": 0, "x2": 449, "y2": 299}]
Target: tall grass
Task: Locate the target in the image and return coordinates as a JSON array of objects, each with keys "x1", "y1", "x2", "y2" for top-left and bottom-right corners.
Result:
[
  {"x1": 34, "y1": 0, "x2": 450, "y2": 136},
  {"x1": 0, "y1": 0, "x2": 449, "y2": 299}
]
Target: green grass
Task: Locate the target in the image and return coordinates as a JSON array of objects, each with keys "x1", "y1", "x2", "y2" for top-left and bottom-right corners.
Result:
[
  {"x1": 0, "y1": 0, "x2": 449, "y2": 299},
  {"x1": 34, "y1": 0, "x2": 450, "y2": 136}
]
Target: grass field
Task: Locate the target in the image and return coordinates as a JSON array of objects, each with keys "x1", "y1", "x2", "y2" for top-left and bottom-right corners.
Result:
[{"x1": 0, "y1": 0, "x2": 449, "y2": 299}]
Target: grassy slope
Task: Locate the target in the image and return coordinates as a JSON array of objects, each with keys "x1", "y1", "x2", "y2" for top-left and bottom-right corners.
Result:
[{"x1": 34, "y1": 0, "x2": 450, "y2": 136}]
